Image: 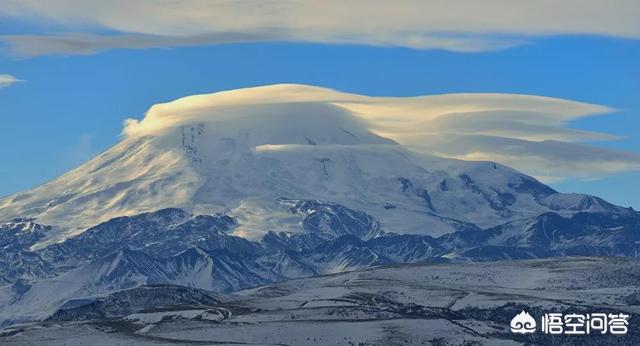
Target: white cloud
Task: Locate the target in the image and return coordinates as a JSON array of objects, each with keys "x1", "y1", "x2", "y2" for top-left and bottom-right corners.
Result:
[
  {"x1": 0, "y1": 33, "x2": 275, "y2": 57},
  {"x1": 0, "y1": 74, "x2": 24, "y2": 87},
  {"x1": 121, "y1": 84, "x2": 640, "y2": 181},
  {"x1": 411, "y1": 135, "x2": 640, "y2": 181},
  {"x1": 1, "y1": 0, "x2": 638, "y2": 56}
]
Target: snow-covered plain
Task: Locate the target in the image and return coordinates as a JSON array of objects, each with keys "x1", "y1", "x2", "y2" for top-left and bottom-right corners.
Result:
[{"x1": 2, "y1": 257, "x2": 638, "y2": 345}]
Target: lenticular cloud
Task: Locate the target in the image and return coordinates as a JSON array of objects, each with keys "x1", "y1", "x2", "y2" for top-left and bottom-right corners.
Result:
[{"x1": 123, "y1": 84, "x2": 640, "y2": 181}]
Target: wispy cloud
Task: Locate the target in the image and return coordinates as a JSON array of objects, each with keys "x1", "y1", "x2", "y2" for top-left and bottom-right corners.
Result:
[
  {"x1": 1, "y1": 0, "x2": 639, "y2": 56},
  {"x1": 121, "y1": 84, "x2": 640, "y2": 182},
  {"x1": 412, "y1": 135, "x2": 640, "y2": 182},
  {"x1": 0, "y1": 74, "x2": 24, "y2": 87},
  {"x1": 0, "y1": 32, "x2": 276, "y2": 57}
]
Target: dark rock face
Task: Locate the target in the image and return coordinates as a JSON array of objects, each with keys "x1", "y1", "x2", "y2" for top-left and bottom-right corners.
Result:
[
  {"x1": 507, "y1": 174, "x2": 557, "y2": 201},
  {"x1": 0, "y1": 219, "x2": 54, "y2": 283},
  {"x1": 3, "y1": 197, "x2": 640, "y2": 308},
  {"x1": 262, "y1": 231, "x2": 326, "y2": 253},
  {"x1": 282, "y1": 199, "x2": 382, "y2": 240},
  {"x1": 0, "y1": 218, "x2": 49, "y2": 250},
  {"x1": 49, "y1": 285, "x2": 223, "y2": 321},
  {"x1": 0, "y1": 249, "x2": 54, "y2": 285},
  {"x1": 41, "y1": 208, "x2": 254, "y2": 265},
  {"x1": 459, "y1": 174, "x2": 513, "y2": 215},
  {"x1": 442, "y1": 210, "x2": 640, "y2": 260}
]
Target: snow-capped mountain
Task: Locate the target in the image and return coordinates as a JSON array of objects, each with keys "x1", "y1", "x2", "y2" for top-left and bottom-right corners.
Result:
[
  {"x1": 0, "y1": 84, "x2": 622, "y2": 248},
  {"x1": 0, "y1": 84, "x2": 638, "y2": 327}
]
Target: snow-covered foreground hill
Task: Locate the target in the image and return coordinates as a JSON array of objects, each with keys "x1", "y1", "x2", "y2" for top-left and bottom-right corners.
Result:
[{"x1": 2, "y1": 257, "x2": 639, "y2": 345}]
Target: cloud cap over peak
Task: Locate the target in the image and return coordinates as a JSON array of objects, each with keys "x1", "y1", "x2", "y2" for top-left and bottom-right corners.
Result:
[{"x1": 122, "y1": 84, "x2": 637, "y2": 181}]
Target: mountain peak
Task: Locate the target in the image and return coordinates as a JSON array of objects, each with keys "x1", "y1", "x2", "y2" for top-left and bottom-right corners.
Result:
[
  {"x1": 123, "y1": 85, "x2": 394, "y2": 149},
  {"x1": 0, "y1": 85, "x2": 625, "y2": 247}
]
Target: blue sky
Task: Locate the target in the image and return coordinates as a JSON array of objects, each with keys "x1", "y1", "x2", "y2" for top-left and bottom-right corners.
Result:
[{"x1": 0, "y1": 2, "x2": 639, "y2": 208}]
